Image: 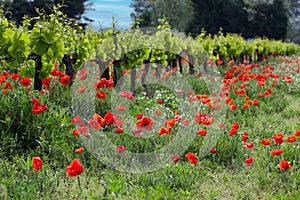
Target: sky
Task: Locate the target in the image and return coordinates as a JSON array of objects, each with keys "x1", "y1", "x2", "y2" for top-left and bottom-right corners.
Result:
[{"x1": 83, "y1": 0, "x2": 134, "y2": 30}]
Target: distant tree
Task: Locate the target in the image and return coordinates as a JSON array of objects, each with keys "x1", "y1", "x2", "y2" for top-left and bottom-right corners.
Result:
[
  {"x1": 53, "y1": 0, "x2": 88, "y2": 20},
  {"x1": 285, "y1": 0, "x2": 300, "y2": 43},
  {"x1": 186, "y1": 0, "x2": 249, "y2": 37},
  {"x1": 0, "y1": 0, "x2": 92, "y2": 25},
  {"x1": 247, "y1": 0, "x2": 288, "y2": 40},
  {"x1": 130, "y1": 0, "x2": 194, "y2": 32},
  {"x1": 130, "y1": 0, "x2": 155, "y2": 27},
  {"x1": 131, "y1": 0, "x2": 290, "y2": 40},
  {"x1": 153, "y1": 0, "x2": 194, "y2": 31}
]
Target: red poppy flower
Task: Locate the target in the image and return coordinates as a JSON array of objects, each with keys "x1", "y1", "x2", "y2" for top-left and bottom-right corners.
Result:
[
  {"x1": 273, "y1": 133, "x2": 284, "y2": 144},
  {"x1": 2, "y1": 71, "x2": 9, "y2": 77},
  {"x1": 93, "y1": 113, "x2": 104, "y2": 126},
  {"x1": 227, "y1": 59, "x2": 234, "y2": 67},
  {"x1": 215, "y1": 104, "x2": 222, "y2": 110},
  {"x1": 114, "y1": 120, "x2": 124, "y2": 126},
  {"x1": 32, "y1": 157, "x2": 42, "y2": 172},
  {"x1": 20, "y1": 77, "x2": 31, "y2": 87},
  {"x1": 94, "y1": 80, "x2": 105, "y2": 90},
  {"x1": 115, "y1": 146, "x2": 126, "y2": 153},
  {"x1": 136, "y1": 117, "x2": 153, "y2": 131},
  {"x1": 157, "y1": 99, "x2": 164, "y2": 104},
  {"x1": 75, "y1": 147, "x2": 84, "y2": 153},
  {"x1": 105, "y1": 80, "x2": 114, "y2": 89},
  {"x1": 279, "y1": 160, "x2": 292, "y2": 170},
  {"x1": 31, "y1": 99, "x2": 48, "y2": 114},
  {"x1": 197, "y1": 129, "x2": 208, "y2": 136},
  {"x1": 174, "y1": 110, "x2": 180, "y2": 115},
  {"x1": 229, "y1": 128, "x2": 237, "y2": 136},
  {"x1": 50, "y1": 69, "x2": 63, "y2": 77},
  {"x1": 182, "y1": 119, "x2": 190, "y2": 126},
  {"x1": 295, "y1": 129, "x2": 300, "y2": 137},
  {"x1": 217, "y1": 59, "x2": 224, "y2": 65},
  {"x1": 271, "y1": 149, "x2": 284, "y2": 156},
  {"x1": 76, "y1": 86, "x2": 86, "y2": 93},
  {"x1": 230, "y1": 105, "x2": 237, "y2": 110},
  {"x1": 224, "y1": 97, "x2": 231, "y2": 104},
  {"x1": 119, "y1": 91, "x2": 131, "y2": 98},
  {"x1": 72, "y1": 126, "x2": 89, "y2": 137},
  {"x1": 127, "y1": 94, "x2": 134, "y2": 100},
  {"x1": 96, "y1": 91, "x2": 106, "y2": 99},
  {"x1": 261, "y1": 139, "x2": 271, "y2": 145},
  {"x1": 202, "y1": 98, "x2": 211, "y2": 104},
  {"x1": 188, "y1": 96, "x2": 196, "y2": 102},
  {"x1": 242, "y1": 132, "x2": 249, "y2": 143},
  {"x1": 40, "y1": 89, "x2": 47, "y2": 95},
  {"x1": 232, "y1": 122, "x2": 239, "y2": 130},
  {"x1": 136, "y1": 113, "x2": 144, "y2": 119},
  {"x1": 60, "y1": 75, "x2": 70, "y2": 86},
  {"x1": 30, "y1": 97, "x2": 38, "y2": 105},
  {"x1": 116, "y1": 105, "x2": 126, "y2": 111},
  {"x1": 211, "y1": 148, "x2": 216, "y2": 154},
  {"x1": 244, "y1": 142, "x2": 254, "y2": 149},
  {"x1": 66, "y1": 159, "x2": 84, "y2": 177},
  {"x1": 187, "y1": 90, "x2": 194, "y2": 95},
  {"x1": 273, "y1": 133, "x2": 284, "y2": 141},
  {"x1": 170, "y1": 154, "x2": 180, "y2": 162},
  {"x1": 158, "y1": 127, "x2": 170, "y2": 135},
  {"x1": 10, "y1": 73, "x2": 20, "y2": 80},
  {"x1": 71, "y1": 116, "x2": 82, "y2": 124},
  {"x1": 257, "y1": 81, "x2": 265, "y2": 87},
  {"x1": 218, "y1": 123, "x2": 227, "y2": 128},
  {"x1": 242, "y1": 103, "x2": 248, "y2": 109},
  {"x1": 132, "y1": 128, "x2": 142, "y2": 136},
  {"x1": 253, "y1": 99, "x2": 259, "y2": 106},
  {"x1": 194, "y1": 112, "x2": 214, "y2": 126},
  {"x1": 286, "y1": 136, "x2": 297, "y2": 143},
  {"x1": 104, "y1": 112, "x2": 115, "y2": 125},
  {"x1": 257, "y1": 93, "x2": 263, "y2": 98},
  {"x1": 236, "y1": 88, "x2": 246, "y2": 96},
  {"x1": 264, "y1": 91, "x2": 271, "y2": 97},
  {"x1": 4, "y1": 82, "x2": 14, "y2": 90},
  {"x1": 244, "y1": 157, "x2": 254, "y2": 165},
  {"x1": 185, "y1": 152, "x2": 198, "y2": 165},
  {"x1": 166, "y1": 119, "x2": 176, "y2": 127},
  {"x1": 42, "y1": 77, "x2": 52, "y2": 87},
  {"x1": 78, "y1": 72, "x2": 87, "y2": 81},
  {"x1": 155, "y1": 110, "x2": 162, "y2": 116},
  {"x1": 0, "y1": 76, "x2": 6, "y2": 86},
  {"x1": 229, "y1": 123, "x2": 239, "y2": 136},
  {"x1": 32, "y1": 106, "x2": 43, "y2": 114},
  {"x1": 88, "y1": 119, "x2": 102, "y2": 130},
  {"x1": 116, "y1": 127, "x2": 124, "y2": 134}
]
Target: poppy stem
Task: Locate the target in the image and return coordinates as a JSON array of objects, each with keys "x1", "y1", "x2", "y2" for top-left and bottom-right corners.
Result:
[
  {"x1": 77, "y1": 176, "x2": 82, "y2": 197},
  {"x1": 39, "y1": 169, "x2": 45, "y2": 197}
]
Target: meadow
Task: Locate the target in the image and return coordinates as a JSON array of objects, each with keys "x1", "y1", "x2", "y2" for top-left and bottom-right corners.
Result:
[{"x1": 0, "y1": 55, "x2": 300, "y2": 199}]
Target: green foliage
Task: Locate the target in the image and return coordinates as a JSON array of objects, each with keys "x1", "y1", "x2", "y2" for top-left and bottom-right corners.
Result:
[
  {"x1": 195, "y1": 30, "x2": 300, "y2": 61},
  {"x1": 0, "y1": 78, "x2": 75, "y2": 162}
]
